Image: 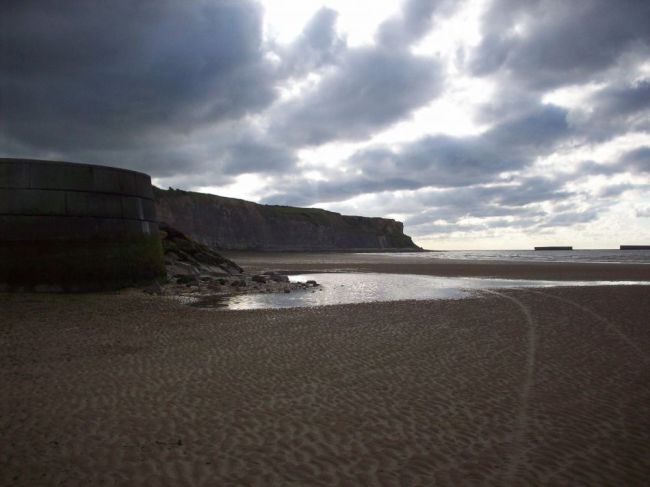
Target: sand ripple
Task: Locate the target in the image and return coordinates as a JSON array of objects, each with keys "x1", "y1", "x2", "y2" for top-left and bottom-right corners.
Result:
[{"x1": 1, "y1": 286, "x2": 649, "y2": 485}]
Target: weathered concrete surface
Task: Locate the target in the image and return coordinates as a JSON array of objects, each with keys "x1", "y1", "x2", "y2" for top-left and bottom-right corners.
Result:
[
  {"x1": 155, "y1": 188, "x2": 420, "y2": 251},
  {"x1": 0, "y1": 158, "x2": 164, "y2": 291}
]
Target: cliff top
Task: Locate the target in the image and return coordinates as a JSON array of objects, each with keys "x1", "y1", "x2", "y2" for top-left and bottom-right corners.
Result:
[{"x1": 154, "y1": 187, "x2": 404, "y2": 228}]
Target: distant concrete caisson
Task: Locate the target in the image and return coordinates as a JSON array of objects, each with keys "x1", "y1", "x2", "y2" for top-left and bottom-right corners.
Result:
[
  {"x1": 0, "y1": 158, "x2": 165, "y2": 291},
  {"x1": 534, "y1": 246, "x2": 573, "y2": 251}
]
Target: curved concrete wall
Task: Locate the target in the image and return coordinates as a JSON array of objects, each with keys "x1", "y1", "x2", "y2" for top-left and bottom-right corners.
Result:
[{"x1": 0, "y1": 158, "x2": 164, "y2": 291}]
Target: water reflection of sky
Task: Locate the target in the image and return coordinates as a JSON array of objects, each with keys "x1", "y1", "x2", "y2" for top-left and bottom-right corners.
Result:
[{"x1": 208, "y1": 273, "x2": 650, "y2": 310}]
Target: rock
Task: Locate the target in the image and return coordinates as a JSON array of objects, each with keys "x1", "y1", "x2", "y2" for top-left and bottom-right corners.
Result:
[
  {"x1": 142, "y1": 281, "x2": 163, "y2": 295},
  {"x1": 159, "y1": 223, "x2": 244, "y2": 278},
  {"x1": 177, "y1": 275, "x2": 198, "y2": 286},
  {"x1": 270, "y1": 274, "x2": 290, "y2": 283},
  {"x1": 306, "y1": 280, "x2": 318, "y2": 286},
  {"x1": 167, "y1": 261, "x2": 197, "y2": 277},
  {"x1": 252, "y1": 274, "x2": 268, "y2": 283},
  {"x1": 284, "y1": 288, "x2": 291, "y2": 293}
]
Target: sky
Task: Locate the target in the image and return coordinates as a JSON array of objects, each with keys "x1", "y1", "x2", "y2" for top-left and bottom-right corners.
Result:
[{"x1": 2, "y1": 0, "x2": 649, "y2": 249}]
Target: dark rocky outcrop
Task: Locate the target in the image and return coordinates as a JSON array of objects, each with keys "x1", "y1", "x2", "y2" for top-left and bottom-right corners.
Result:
[
  {"x1": 160, "y1": 223, "x2": 243, "y2": 278},
  {"x1": 157, "y1": 224, "x2": 321, "y2": 301},
  {"x1": 154, "y1": 188, "x2": 420, "y2": 251}
]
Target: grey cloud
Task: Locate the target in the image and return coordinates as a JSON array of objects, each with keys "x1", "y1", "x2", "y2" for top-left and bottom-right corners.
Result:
[
  {"x1": 407, "y1": 215, "x2": 545, "y2": 237},
  {"x1": 577, "y1": 147, "x2": 650, "y2": 178},
  {"x1": 407, "y1": 204, "x2": 599, "y2": 237},
  {"x1": 218, "y1": 135, "x2": 296, "y2": 176},
  {"x1": 0, "y1": 0, "x2": 278, "y2": 176},
  {"x1": 574, "y1": 160, "x2": 619, "y2": 177},
  {"x1": 270, "y1": 46, "x2": 443, "y2": 146},
  {"x1": 265, "y1": 104, "x2": 570, "y2": 204},
  {"x1": 596, "y1": 183, "x2": 638, "y2": 198},
  {"x1": 636, "y1": 207, "x2": 650, "y2": 217},
  {"x1": 407, "y1": 221, "x2": 483, "y2": 236},
  {"x1": 576, "y1": 80, "x2": 650, "y2": 141},
  {"x1": 539, "y1": 209, "x2": 600, "y2": 228},
  {"x1": 487, "y1": 177, "x2": 574, "y2": 206},
  {"x1": 403, "y1": 178, "x2": 568, "y2": 225},
  {"x1": 376, "y1": 0, "x2": 451, "y2": 48},
  {"x1": 470, "y1": 0, "x2": 650, "y2": 89},
  {"x1": 276, "y1": 8, "x2": 346, "y2": 77},
  {"x1": 618, "y1": 146, "x2": 650, "y2": 174}
]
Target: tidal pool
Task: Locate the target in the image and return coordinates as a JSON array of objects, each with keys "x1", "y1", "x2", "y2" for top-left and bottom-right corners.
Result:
[{"x1": 198, "y1": 273, "x2": 649, "y2": 310}]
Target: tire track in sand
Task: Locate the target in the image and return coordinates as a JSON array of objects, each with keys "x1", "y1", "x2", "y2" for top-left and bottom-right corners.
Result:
[
  {"x1": 526, "y1": 289, "x2": 649, "y2": 362},
  {"x1": 482, "y1": 289, "x2": 538, "y2": 485}
]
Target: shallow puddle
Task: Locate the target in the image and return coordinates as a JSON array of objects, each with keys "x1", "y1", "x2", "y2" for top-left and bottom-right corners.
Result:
[{"x1": 194, "y1": 272, "x2": 650, "y2": 310}]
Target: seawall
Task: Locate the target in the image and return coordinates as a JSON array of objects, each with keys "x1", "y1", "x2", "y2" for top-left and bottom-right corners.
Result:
[
  {"x1": 154, "y1": 188, "x2": 420, "y2": 251},
  {"x1": 0, "y1": 158, "x2": 164, "y2": 290}
]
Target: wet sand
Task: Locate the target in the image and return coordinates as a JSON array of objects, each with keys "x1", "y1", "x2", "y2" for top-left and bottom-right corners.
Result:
[
  {"x1": 224, "y1": 251, "x2": 650, "y2": 281},
  {"x1": 1, "y1": 259, "x2": 649, "y2": 485}
]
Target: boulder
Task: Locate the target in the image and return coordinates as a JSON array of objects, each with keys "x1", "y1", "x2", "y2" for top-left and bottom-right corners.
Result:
[
  {"x1": 269, "y1": 274, "x2": 290, "y2": 283},
  {"x1": 159, "y1": 223, "x2": 243, "y2": 279}
]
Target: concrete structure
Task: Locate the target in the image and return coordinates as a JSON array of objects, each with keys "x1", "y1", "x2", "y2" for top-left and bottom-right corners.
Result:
[{"x1": 0, "y1": 158, "x2": 164, "y2": 291}]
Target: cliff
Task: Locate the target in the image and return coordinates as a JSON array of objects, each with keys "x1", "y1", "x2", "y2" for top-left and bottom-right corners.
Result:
[{"x1": 154, "y1": 188, "x2": 420, "y2": 251}]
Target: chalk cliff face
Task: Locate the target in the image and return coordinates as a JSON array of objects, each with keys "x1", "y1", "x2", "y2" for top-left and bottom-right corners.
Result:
[{"x1": 154, "y1": 188, "x2": 420, "y2": 251}]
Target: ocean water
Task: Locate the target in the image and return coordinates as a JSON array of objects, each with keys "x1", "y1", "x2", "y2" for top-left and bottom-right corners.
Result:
[
  {"x1": 204, "y1": 272, "x2": 650, "y2": 310},
  {"x1": 369, "y1": 249, "x2": 650, "y2": 264}
]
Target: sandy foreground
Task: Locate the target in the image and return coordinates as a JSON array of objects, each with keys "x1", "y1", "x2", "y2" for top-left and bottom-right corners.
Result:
[{"x1": 1, "y1": 257, "x2": 649, "y2": 486}]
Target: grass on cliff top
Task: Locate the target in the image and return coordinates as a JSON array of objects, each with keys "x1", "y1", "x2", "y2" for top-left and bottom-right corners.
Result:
[
  {"x1": 156, "y1": 187, "x2": 349, "y2": 226},
  {"x1": 263, "y1": 205, "x2": 347, "y2": 226}
]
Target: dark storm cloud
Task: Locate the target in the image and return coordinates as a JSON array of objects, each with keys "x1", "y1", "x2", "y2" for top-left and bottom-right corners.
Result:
[
  {"x1": 0, "y1": 0, "x2": 279, "y2": 174},
  {"x1": 264, "y1": 104, "x2": 570, "y2": 204},
  {"x1": 470, "y1": 0, "x2": 650, "y2": 89}
]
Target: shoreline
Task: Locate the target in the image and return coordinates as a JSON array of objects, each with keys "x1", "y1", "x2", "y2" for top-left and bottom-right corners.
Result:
[{"x1": 223, "y1": 251, "x2": 650, "y2": 281}]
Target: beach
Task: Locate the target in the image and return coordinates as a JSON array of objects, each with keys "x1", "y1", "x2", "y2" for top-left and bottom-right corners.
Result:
[
  {"x1": 224, "y1": 251, "x2": 650, "y2": 281},
  {"x1": 1, "y1": 256, "x2": 649, "y2": 485}
]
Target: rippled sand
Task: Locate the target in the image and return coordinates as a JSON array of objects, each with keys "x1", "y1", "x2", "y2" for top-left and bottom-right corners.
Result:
[{"x1": 1, "y1": 285, "x2": 649, "y2": 485}]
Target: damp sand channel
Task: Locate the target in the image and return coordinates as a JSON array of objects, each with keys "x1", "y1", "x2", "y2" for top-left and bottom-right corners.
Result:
[{"x1": 194, "y1": 272, "x2": 650, "y2": 309}]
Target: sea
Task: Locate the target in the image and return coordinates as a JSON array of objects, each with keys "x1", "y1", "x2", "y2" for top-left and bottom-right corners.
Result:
[{"x1": 371, "y1": 249, "x2": 650, "y2": 264}]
